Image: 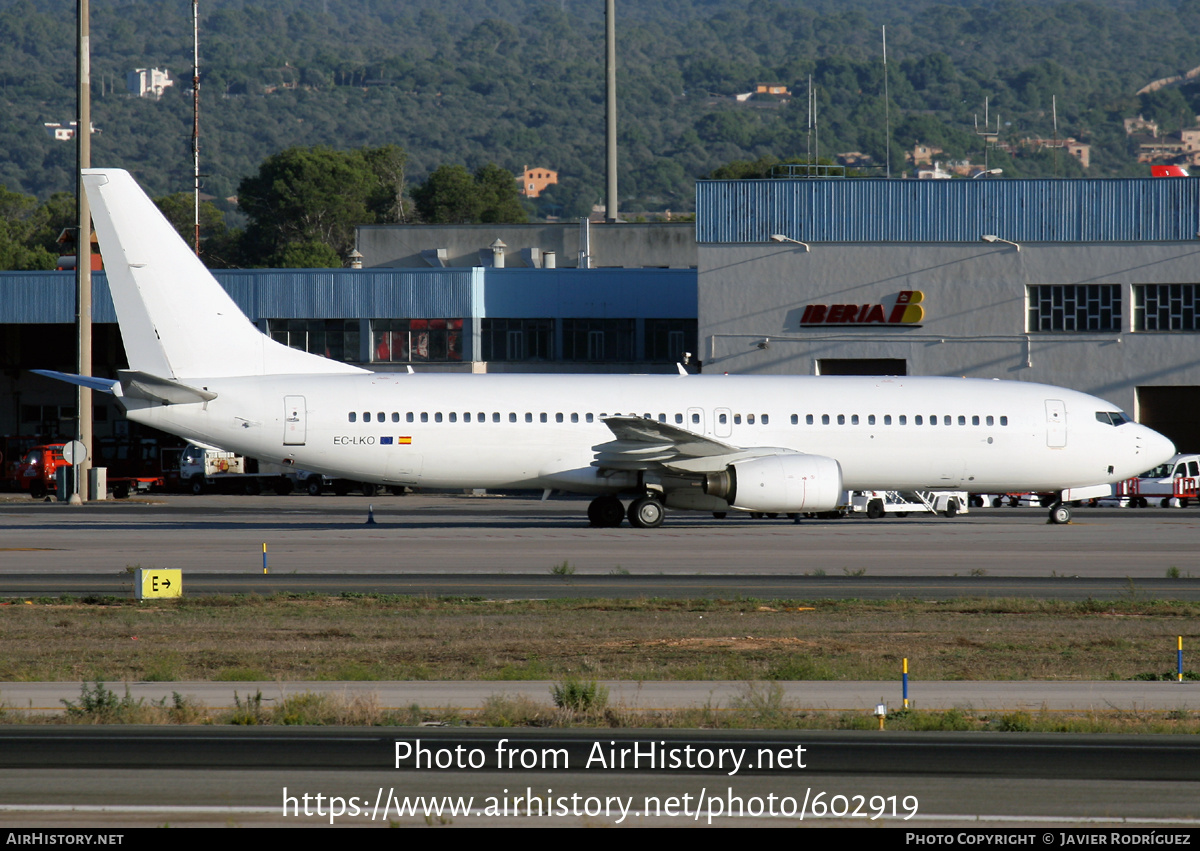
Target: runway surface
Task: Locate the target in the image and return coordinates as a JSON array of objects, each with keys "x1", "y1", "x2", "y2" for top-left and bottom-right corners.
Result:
[{"x1": 2, "y1": 492, "x2": 1198, "y2": 580}]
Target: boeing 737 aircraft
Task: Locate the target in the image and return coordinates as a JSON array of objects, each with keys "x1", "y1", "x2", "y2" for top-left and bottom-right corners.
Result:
[{"x1": 36, "y1": 169, "x2": 1175, "y2": 527}]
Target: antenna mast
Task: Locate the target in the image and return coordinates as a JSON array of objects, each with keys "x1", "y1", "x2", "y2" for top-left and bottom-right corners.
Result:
[
  {"x1": 192, "y1": 0, "x2": 200, "y2": 256},
  {"x1": 883, "y1": 25, "x2": 890, "y2": 178}
]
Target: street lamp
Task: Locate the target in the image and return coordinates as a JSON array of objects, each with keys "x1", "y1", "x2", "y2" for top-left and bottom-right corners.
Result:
[
  {"x1": 770, "y1": 233, "x2": 811, "y2": 252},
  {"x1": 972, "y1": 168, "x2": 1003, "y2": 179},
  {"x1": 980, "y1": 234, "x2": 1020, "y2": 252}
]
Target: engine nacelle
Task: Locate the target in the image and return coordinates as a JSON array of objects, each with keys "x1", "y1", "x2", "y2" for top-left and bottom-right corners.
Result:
[{"x1": 703, "y1": 454, "x2": 843, "y2": 512}]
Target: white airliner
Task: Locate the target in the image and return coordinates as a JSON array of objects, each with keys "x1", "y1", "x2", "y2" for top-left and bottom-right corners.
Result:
[{"x1": 38, "y1": 169, "x2": 1175, "y2": 527}]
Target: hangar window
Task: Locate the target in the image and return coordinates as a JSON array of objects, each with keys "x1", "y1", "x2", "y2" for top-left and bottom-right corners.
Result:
[
  {"x1": 268, "y1": 318, "x2": 360, "y2": 362},
  {"x1": 1133, "y1": 284, "x2": 1200, "y2": 331},
  {"x1": 372, "y1": 319, "x2": 463, "y2": 363},
  {"x1": 644, "y1": 319, "x2": 698, "y2": 362},
  {"x1": 1027, "y1": 285, "x2": 1121, "y2": 332},
  {"x1": 563, "y1": 319, "x2": 635, "y2": 361},
  {"x1": 481, "y1": 318, "x2": 554, "y2": 360}
]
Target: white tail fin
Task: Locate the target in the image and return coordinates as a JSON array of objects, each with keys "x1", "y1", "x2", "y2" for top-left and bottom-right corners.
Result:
[{"x1": 82, "y1": 169, "x2": 366, "y2": 380}]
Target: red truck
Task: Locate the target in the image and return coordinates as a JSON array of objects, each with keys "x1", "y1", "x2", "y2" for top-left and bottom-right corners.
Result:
[{"x1": 10, "y1": 443, "x2": 68, "y2": 498}]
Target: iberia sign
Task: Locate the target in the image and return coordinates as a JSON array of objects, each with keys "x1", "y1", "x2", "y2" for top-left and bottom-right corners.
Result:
[{"x1": 799, "y1": 290, "x2": 925, "y2": 326}]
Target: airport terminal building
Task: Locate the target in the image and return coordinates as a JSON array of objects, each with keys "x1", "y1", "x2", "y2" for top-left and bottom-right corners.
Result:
[{"x1": 695, "y1": 177, "x2": 1200, "y2": 452}]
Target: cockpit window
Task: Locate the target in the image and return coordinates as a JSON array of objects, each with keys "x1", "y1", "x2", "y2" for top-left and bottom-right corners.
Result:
[{"x1": 1095, "y1": 411, "x2": 1130, "y2": 426}]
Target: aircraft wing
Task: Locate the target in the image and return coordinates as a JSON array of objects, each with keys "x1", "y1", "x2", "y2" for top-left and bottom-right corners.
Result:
[{"x1": 592, "y1": 416, "x2": 795, "y2": 473}]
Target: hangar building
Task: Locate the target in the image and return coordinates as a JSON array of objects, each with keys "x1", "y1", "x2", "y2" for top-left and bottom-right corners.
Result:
[{"x1": 695, "y1": 177, "x2": 1200, "y2": 452}]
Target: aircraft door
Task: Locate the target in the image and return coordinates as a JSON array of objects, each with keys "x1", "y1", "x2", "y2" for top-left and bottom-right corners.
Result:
[
  {"x1": 1045, "y1": 399, "x2": 1066, "y2": 448},
  {"x1": 284, "y1": 396, "x2": 307, "y2": 446},
  {"x1": 715, "y1": 407, "x2": 732, "y2": 438}
]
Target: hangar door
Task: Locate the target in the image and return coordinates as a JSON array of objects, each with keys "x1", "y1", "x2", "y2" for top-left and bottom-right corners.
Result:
[{"x1": 1137, "y1": 386, "x2": 1200, "y2": 453}]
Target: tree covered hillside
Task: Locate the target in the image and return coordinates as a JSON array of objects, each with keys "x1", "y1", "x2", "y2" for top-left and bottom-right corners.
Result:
[{"x1": 4, "y1": 0, "x2": 1200, "y2": 214}]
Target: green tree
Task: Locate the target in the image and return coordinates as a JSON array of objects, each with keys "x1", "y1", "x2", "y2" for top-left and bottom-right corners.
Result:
[
  {"x1": 411, "y1": 164, "x2": 480, "y2": 223},
  {"x1": 474, "y1": 163, "x2": 528, "y2": 224},
  {"x1": 0, "y1": 185, "x2": 57, "y2": 270},
  {"x1": 237, "y1": 145, "x2": 407, "y2": 267},
  {"x1": 153, "y1": 192, "x2": 240, "y2": 267},
  {"x1": 411, "y1": 162, "x2": 527, "y2": 224}
]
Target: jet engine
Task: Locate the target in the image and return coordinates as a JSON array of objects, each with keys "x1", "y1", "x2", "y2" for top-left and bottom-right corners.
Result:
[{"x1": 703, "y1": 454, "x2": 843, "y2": 512}]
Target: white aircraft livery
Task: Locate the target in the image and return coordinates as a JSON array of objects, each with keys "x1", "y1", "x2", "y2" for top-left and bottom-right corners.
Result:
[{"x1": 38, "y1": 169, "x2": 1175, "y2": 527}]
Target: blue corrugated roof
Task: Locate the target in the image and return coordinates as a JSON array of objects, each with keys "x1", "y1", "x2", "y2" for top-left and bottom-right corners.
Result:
[
  {"x1": 696, "y1": 178, "x2": 1200, "y2": 243},
  {"x1": 0, "y1": 267, "x2": 696, "y2": 323}
]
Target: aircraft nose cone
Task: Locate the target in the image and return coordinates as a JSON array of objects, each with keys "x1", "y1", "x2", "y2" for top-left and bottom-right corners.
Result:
[{"x1": 1142, "y1": 426, "x2": 1175, "y2": 465}]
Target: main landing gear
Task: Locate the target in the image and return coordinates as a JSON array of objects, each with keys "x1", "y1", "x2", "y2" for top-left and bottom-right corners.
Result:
[
  {"x1": 587, "y1": 494, "x2": 665, "y2": 528},
  {"x1": 1047, "y1": 502, "x2": 1072, "y2": 524}
]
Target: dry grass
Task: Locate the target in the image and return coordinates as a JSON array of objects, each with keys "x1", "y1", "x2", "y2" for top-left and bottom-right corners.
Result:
[
  {"x1": 0, "y1": 594, "x2": 1197, "y2": 683},
  {"x1": 11, "y1": 680, "x2": 1200, "y2": 734}
]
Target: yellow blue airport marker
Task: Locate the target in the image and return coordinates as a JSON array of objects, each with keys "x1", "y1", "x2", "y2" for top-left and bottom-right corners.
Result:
[
  {"x1": 263, "y1": 542, "x2": 268, "y2": 575},
  {"x1": 902, "y1": 657, "x2": 909, "y2": 708},
  {"x1": 1179, "y1": 636, "x2": 1184, "y2": 683}
]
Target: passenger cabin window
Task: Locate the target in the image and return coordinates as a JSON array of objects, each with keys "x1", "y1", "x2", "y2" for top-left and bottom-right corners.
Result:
[{"x1": 348, "y1": 412, "x2": 356, "y2": 422}]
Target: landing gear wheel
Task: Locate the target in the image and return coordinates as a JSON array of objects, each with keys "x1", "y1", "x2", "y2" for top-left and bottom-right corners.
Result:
[
  {"x1": 587, "y1": 495, "x2": 625, "y2": 528},
  {"x1": 1049, "y1": 503, "x2": 1072, "y2": 524},
  {"x1": 865, "y1": 498, "x2": 885, "y2": 519},
  {"x1": 628, "y1": 496, "x2": 665, "y2": 529}
]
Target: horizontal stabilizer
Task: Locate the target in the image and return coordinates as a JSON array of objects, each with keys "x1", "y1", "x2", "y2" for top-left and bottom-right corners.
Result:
[
  {"x1": 118, "y1": 370, "x2": 217, "y2": 405},
  {"x1": 31, "y1": 370, "x2": 121, "y2": 395}
]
